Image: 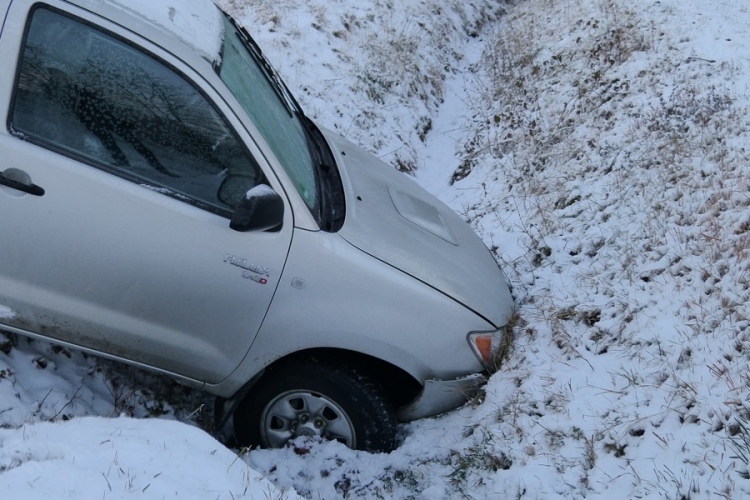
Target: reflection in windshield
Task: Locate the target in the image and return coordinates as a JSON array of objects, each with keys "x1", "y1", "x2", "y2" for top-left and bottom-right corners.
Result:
[{"x1": 218, "y1": 17, "x2": 318, "y2": 212}]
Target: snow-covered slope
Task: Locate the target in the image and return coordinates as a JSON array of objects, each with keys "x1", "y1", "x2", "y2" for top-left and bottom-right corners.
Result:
[
  {"x1": 3, "y1": 0, "x2": 750, "y2": 498},
  {"x1": 0, "y1": 417, "x2": 301, "y2": 500},
  {"x1": 238, "y1": 0, "x2": 750, "y2": 498},
  {"x1": 219, "y1": 0, "x2": 507, "y2": 173}
]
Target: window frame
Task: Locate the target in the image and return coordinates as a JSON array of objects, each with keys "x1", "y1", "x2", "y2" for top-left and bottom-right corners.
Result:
[{"x1": 7, "y1": 3, "x2": 263, "y2": 218}]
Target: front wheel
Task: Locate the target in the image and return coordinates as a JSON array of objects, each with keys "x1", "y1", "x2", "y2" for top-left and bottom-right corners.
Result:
[{"x1": 233, "y1": 358, "x2": 397, "y2": 452}]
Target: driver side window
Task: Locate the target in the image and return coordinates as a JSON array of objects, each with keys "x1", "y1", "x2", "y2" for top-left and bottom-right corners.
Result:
[{"x1": 11, "y1": 7, "x2": 261, "y2": 214}]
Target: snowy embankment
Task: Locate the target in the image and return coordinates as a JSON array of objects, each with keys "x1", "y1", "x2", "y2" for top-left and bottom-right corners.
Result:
[
  {"x1": 0, "y1": 417, "x2": 299, "y2": 500},
  {"x1": 3, "y1": 0, "x2": 750, "y2": 498},
  {"x1": 221, "y1": 0, "x2": 506, "y2": 173},
  {"x1": 237, "y1": 0, "x2": 750, "y2": 498}
]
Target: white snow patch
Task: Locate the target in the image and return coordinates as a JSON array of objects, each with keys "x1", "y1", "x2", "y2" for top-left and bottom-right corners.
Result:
[
  {"x1": 245, "y1": 183, "x2": 277, "y2": 200},
  {"x1": 0, "y1": 304, "x2": 14, "y2": 319},
  {"x1": 0, "y1": 417, "x2": 301, "y2": 499}
]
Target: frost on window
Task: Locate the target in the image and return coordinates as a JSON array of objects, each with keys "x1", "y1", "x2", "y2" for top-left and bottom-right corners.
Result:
[{"x1": 11, "y1": 7, "x2": 261, "y2": 213}]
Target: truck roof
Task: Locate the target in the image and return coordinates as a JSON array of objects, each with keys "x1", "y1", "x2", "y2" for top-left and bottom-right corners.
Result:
[{"x1": 64, "y1": 0, "x2": 225, "y2": 62}]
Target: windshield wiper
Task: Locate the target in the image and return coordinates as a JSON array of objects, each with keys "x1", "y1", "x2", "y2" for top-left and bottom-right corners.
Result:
[{"x1": 228, "y1": 17, "x2": 298, "y2": 118}]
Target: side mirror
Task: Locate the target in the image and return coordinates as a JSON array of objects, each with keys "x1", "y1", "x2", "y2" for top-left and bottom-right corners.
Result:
[{"x1": 229, "y1": 184, "x2": 284, "y2": 232}]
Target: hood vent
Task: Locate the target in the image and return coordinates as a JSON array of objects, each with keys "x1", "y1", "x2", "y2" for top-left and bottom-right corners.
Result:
[{"x1": 388, "y1": 188, "x2": 458, "y2": 246}]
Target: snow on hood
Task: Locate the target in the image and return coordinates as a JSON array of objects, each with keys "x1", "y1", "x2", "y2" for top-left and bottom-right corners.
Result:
[{"x1": 103, "y1": 0, "x2": 224, "y2": 61}]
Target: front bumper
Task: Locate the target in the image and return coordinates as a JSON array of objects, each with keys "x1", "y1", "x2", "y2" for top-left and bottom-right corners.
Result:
[{"x1": 396, "y1": 373, "x2": 486, "y2": 421}]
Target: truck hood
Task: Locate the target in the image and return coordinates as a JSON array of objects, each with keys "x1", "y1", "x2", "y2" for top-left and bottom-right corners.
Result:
[{"x1": 322, "y1": 129, "x2": 513, "y2": 328}]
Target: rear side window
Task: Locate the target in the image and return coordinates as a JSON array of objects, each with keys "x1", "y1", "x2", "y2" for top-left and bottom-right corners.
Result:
[{"x1": 10, "y1": 7, "x2": 262, "y2": 214}]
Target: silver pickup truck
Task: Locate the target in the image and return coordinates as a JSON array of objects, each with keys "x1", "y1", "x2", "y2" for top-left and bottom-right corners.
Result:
[{"x1": 0, "y1": 0, "x2": 514, "y2": 451}]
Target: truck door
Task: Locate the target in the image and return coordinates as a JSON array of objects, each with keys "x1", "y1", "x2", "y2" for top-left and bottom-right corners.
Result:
[{"x1": 0, "y1": 4, "x2": 293, "y2": 384}]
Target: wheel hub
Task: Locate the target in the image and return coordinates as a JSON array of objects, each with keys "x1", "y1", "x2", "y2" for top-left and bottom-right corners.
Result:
[
  {"x1": 260, "y1": 390, "x2": 356, "y2": 448},
  {"x1": 293, "y1": 414, "x2": 325, "y2": 437}
]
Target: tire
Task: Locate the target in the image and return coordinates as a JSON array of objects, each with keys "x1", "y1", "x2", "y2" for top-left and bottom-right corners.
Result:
[{"x1": 233, "y1": 358, "x2": 397, "y2": 452}]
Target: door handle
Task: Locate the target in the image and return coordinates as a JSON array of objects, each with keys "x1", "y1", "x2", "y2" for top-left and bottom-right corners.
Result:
[{"x1": 0, "y1": 168, "x2": 45, "y2": 196}]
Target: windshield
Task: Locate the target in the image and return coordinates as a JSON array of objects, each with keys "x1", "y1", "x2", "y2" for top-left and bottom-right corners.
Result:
[{"x1": 217, "y1": 16, "x2": 318, "y2": 212}]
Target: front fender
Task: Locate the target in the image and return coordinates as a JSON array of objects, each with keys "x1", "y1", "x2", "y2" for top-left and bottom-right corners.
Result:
[{"x1": 208, "y1": 229, "x2": 491, "y2": 397}]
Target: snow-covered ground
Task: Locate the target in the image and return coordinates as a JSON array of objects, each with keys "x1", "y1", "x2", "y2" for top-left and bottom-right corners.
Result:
[
  {"x1": 0, "y1": 416, "x2": 300, "y2": 500},
  {"x1": 3, "y1": 0, "x2": 750, "y2": 498}
]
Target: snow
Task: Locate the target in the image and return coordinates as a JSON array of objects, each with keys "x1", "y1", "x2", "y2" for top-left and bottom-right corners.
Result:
[
  {"x1": 3, "y1": 0, "x2": 750, "y2": 498},
  {"x1": 104, "y1": 0, "x2": 224, "y2": 61},
  {"x1": 0, "y1": 305, "x2": 13, "y2": 319},
  {"x1": 245, "y1": 183, "x2": 277, "y2": 200},
  {"x1": 0, "y1": 417, "x2": 301, "y2": 499}
]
